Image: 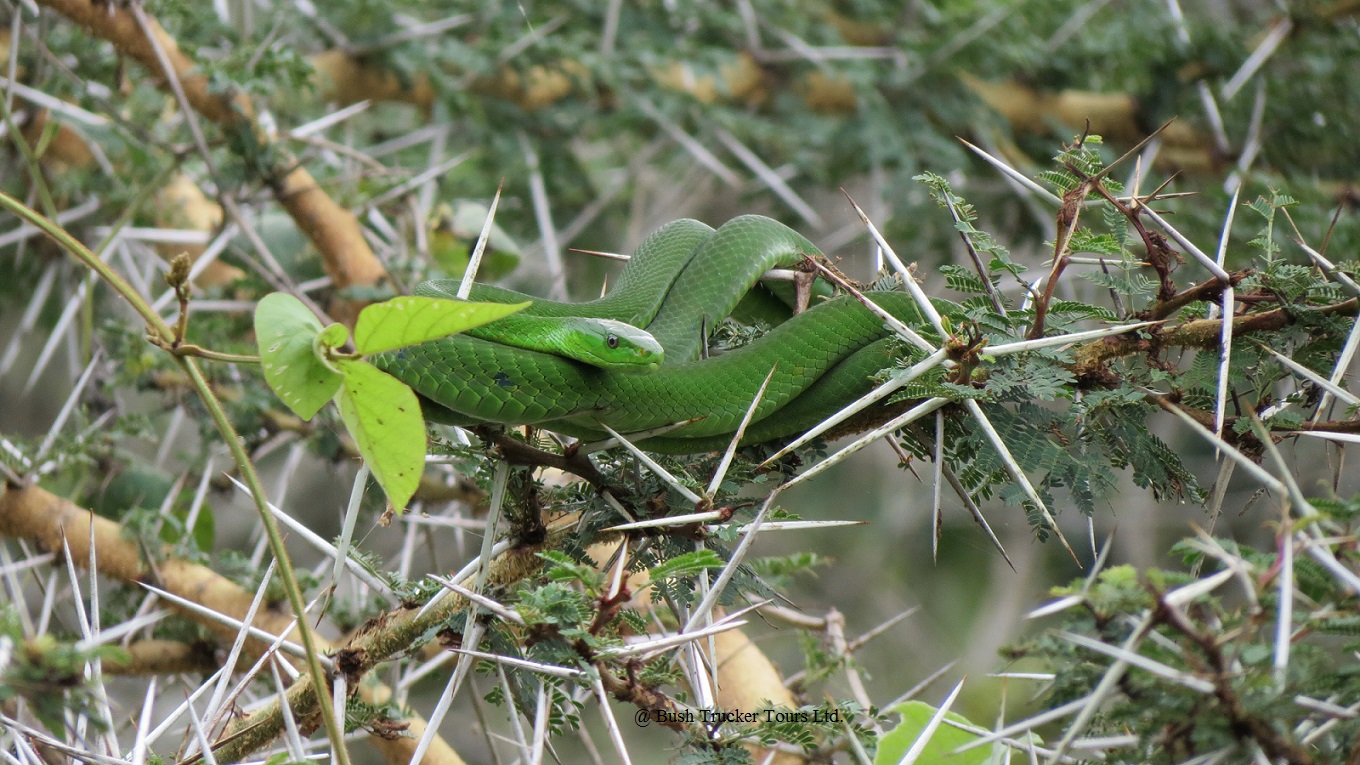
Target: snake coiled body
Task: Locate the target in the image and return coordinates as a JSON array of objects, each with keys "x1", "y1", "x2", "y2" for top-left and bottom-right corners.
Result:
[{"x1": 375, "y1": 216, "x2": 946, "y2": 452}]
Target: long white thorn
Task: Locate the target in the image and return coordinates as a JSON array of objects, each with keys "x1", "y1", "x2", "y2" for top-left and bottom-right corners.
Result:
[
  {"x1": 598, "y1": 423, "x2": 704, "y2": 505},
  {"x1": 682, "y1": 492, "x2": 778, "y2": 632},
  {"x1": 781, "y1": 398, "x2": 949, "y2": 492},
  {"x1": 457, "y1": 182, "x2": 505, "y2": 299},
  {"x1": 1214, "y1": 286, "x2": 1234, "y2": 450},
  {"x1": 761, "y1": 350, "x2": 949, "y2": 465},
  {"x1": 958, "y1": 138, "x2": 1064, "y2": 206},
  {"x1": 963, "y1": 399, "x2": 1076, "y2": 561},
  {"x1": 708, "y1": 365, "x2": 778, "y2": 497},
  {"x1": 898, "y1": 678, "x2": 967, "y2": 765}
]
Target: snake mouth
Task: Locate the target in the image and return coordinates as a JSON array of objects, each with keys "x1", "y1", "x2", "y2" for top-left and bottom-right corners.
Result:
[
  {"x1": 573, "y1": 353, "x2": 662, "y2": 373},
  {"x1": 605, "y1": 359, "x2": 662, "y2": 374}
]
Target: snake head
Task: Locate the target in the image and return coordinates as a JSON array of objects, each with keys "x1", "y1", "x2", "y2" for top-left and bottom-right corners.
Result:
[{"x1": 568, "y1": 318, "x2": 664, "y2": 372}]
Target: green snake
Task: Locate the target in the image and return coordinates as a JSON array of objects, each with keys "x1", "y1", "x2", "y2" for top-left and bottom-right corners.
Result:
[
  {"x1": 375, "y1": 216, "x2": 952, "y2": 453},
  {"x1": 443, "y1": 306, "x2": 665, "y2": 372}
]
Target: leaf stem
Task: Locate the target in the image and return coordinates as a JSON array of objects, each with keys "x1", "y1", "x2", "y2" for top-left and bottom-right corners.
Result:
[{"x1": 148, "y1": 338, "x2": 262, "y2": 364}]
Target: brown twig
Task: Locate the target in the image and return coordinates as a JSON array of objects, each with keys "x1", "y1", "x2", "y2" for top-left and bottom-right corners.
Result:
[
  {"x1": 1155, "y1": 594, "x2": 1316, "y2": 765},
  {"x1": 1032, "y1": 121, "x2": 1189, "y2": 340},
  {"x1": 1072, "y1": 297, "x2": 1359, "y2": 380},
  {"x1": 1146, "y1": 270, "x2": 1253, "y2": 320},
  {"x1": 1030, "y1": 164, "x2": 1090, "y2": 338},
  {"x1": 477, "y1": 428, "x2": 611, "y2": 488}
]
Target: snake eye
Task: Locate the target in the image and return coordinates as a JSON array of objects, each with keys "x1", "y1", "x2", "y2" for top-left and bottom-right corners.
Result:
[{"x1": 606, "y1": 334, "x2": 620, "y2": 349}]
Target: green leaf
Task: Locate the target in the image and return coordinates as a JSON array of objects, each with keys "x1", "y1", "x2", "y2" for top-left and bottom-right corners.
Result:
[
  {"x1": 317, "y1": 322, "x2": 350, "y2": 352},
  {"x1": 1046, "y1": 300, "x2": 1120, "y2": 322},
  {"x1": 255, "y1": 293, "x2": 342, "y2": 421},
  {"x1": 314, "y1": 323, "x2": 351, "y2": 374},
  {"x1": 875, "y1": 701, "x2": 991, "y2": 765},
  {"x1": 352, "y1": 296, "x2": 530, "y2": 356},
  {"x1": 1068, "y1": 230, "x2": 1124, "y2": 256},
  {"x1": 334, "y1": 359, "x2": 424, "y2": 512},
  {"x1": 648, "y1": 550, "x2": 724, "y2": 582}
]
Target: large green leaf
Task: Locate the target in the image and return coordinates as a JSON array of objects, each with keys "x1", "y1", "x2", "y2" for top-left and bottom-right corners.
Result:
[
  {"x1": 254, "y1": 293, "x2": 342, "y2": 421},
  {"x1": 334, "y1": 359, "x2": 424, "y2": 512},
  {"x1": 352, "y1": 295, "x2": 529, "y2": 355},
  {"x1": 875, "y1": 701, "x2": 990, "y2": 765}
]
